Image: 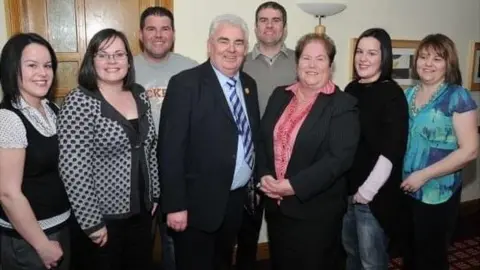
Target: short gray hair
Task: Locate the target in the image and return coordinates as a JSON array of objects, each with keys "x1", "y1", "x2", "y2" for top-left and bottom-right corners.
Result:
[{"x1": 208, "y1": 14, "x2": 249, "y2": 40}]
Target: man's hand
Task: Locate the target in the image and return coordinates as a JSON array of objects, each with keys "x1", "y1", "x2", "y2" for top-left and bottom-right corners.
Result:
[{"x1": 167, "y1": 210, "x2": 188, "y2": 232}]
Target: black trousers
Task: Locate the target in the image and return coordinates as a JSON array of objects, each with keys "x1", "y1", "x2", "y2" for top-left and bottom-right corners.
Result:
[
  {"x1": 71, "y1": 211, "x2": 153, "y2": 270},
  {"x1": 0, "y1": 225, "x2": 70, "y2": 270},
  {"x1": 235, "y1": 202, "x2": 264, "y2": 270},
  {"x1": 266, "y1": 209, "x2": 344, "y2": 270},
  {"x1": 403, "y1": 190, "x2": 461, "y2": 270},
  {"x1": 173, "y1": 188, "x2": 246, "y2": 270}
]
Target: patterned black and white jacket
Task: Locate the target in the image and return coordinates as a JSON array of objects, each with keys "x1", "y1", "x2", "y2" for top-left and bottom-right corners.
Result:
[{"x1": 57, "y1": 84, "x2": 160, "y2": 235}]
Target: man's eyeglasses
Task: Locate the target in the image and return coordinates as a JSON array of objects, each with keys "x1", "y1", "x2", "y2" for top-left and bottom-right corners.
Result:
[{"x1": 95, "y1": 52, "x2": 128, "y2": 61}]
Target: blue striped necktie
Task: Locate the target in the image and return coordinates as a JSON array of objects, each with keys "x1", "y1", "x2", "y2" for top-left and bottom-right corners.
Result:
[{"x1": 226, "y1": 77, "x2": 254, "y2": 169}]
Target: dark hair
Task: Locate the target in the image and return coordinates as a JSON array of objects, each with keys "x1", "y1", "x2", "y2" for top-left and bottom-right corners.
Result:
[
  {"x1": 140, "y1": 6, "x2": 175, "y2": 31},
  {"x1": 255, "y1": 1, "x2": 287, "y2": 27},
  {"x1": 78, "y1": 28, "x2": 135, "y2": 91},
  {"x1": 353, "y1": 28, "x2": 393, "y2": 81},
  {"x1": 0, "y1": 33, "x2": 57, "y2": 108},
  {"x1": 411, "y1": 33, "x2": 462, "y2": 85},
  {"x1": 295, "y1": 33, "x2": 336, "y2": 67}
]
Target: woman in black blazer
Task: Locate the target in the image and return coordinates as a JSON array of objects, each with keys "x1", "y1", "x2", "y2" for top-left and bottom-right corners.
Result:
[{"x1": 258, "y1": 33, "x2": 360, "y2": 269}]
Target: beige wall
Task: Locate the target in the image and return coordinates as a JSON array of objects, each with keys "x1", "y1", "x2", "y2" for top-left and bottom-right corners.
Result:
[
  {"x1": 174, "y1": 0, "x2": 480, "y2": 89},
  {"x1": 0, "y1": 0, "x2": 479, "y2": 243}
]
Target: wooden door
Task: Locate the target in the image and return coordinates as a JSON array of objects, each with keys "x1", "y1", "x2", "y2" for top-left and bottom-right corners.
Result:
[{"x1": 5, "y1": 0, "x2": 173, "y2": 100}]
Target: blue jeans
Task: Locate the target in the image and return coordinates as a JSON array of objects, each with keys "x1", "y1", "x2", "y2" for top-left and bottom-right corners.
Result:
[
  {"x1": 159, "y1": 221, "x2": 176, "y2": 270},
  {"x1": 342, "y1": 198, "x2": 389, "y2": 270}
]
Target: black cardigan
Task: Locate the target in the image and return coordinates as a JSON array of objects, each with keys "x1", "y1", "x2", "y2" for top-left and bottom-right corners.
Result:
[{"x1": 345, "y1": 79, "x2": 409, "y2": 239}]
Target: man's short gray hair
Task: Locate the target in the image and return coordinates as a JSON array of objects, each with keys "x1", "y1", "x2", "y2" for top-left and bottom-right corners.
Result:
[{"x1": 208, "y1": 14, "x2": 249, "y2": 40}]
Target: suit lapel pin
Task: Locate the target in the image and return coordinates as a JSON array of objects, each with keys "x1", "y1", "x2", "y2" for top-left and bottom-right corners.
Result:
[{"x1": 245, "y1": 88, "x2": 250, "y2": 95}]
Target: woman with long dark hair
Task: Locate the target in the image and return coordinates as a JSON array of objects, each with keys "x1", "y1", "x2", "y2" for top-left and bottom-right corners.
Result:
[
  {"x1": 342, "y1": 28, "x2": 409, "y2": 270},
  {"x1": 0, "y1": 33, "x2": 71, "y2": 270}
]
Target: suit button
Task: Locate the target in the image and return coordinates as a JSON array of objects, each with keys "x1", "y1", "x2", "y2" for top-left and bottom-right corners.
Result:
[
  {"x1": 232, "y1": 154, "x2": 236, "y2": 159},
  {"x1": 135, "y1": 144, "x2": 141, "y2": 149}
]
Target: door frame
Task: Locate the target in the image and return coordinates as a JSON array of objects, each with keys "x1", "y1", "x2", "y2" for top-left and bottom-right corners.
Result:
[{"x1": 4, "y1": 0, "x2": 174, "y2": 36}]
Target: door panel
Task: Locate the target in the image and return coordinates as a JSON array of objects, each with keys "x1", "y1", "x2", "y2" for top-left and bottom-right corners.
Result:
[
  {"x1": 47, "y1": 0, "x2": 78, "y2": 53},
  {"x1": 84, "y1": 0, "x2": 153, "y2": 54},
  {"x1": 6, "y1": 0, "x2": 172, "y2": 99}
]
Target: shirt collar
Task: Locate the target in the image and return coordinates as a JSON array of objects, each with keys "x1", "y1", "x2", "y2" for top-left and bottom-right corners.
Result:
[
  {"x1": 286, "y1": 80, "x2": 336, "y2": 96},
  {"x1": 140, "y1": 51, "x2": 172, "y2": 65},
  {"x1": 251, "y1": 43, "x2": 289, "y2": 60},
  {"x1": 210, "y1": 61, "x2": 240, "y2": 88},
  {"x1": 12, "y1": 96, "x2": 49, "y2": 110}
]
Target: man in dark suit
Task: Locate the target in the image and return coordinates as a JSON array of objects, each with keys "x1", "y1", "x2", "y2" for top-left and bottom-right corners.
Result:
[{"x1": 158, "y1": 14, "x2": 260, "y2": 270}]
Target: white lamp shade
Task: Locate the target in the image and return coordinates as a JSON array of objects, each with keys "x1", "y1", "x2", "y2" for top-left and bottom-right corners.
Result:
[{"x1": 297, "y1": 2, "x2": 346, "y2": 17}]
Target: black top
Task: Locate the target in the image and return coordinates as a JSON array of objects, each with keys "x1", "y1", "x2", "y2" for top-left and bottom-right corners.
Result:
[
  {"x1": 129, "y1": 118, "x2": 147, "y2": 213},
  {"x1": 129, "y1": 118, "x2": 139, "y2": 132},
  {"x1": 345, "y1": 79, "x2": 409, "y2": 237},
  {"x1": 0, "y1": 103, "x2": 70, "y2": 232}
]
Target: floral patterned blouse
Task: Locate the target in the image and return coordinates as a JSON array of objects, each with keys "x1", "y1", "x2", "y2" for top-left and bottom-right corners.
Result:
[{"x1": 403, "y1": 83, "x2": 477, "y2": 204}]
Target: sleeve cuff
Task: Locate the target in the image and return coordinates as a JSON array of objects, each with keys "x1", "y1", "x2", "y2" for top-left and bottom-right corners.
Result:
[
  {"x1": 83, "y1": 221, "x2": 105, "y2": 236},
  {"x1": 357, "y1": 155, "x2": 393, "y2": 201}
]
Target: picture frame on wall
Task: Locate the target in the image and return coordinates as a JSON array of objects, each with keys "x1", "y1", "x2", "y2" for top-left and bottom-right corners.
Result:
[
  {"x1": 467, "y1": 41, "x2": 480, "y2": 91},
  {"x1": 349, "y1": 39, "x2": 421, "y2": 89}
]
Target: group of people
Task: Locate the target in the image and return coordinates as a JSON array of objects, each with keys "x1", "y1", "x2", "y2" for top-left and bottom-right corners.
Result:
[{"x1": 0, "y1": 1, "x2": 477, "y2": 270}]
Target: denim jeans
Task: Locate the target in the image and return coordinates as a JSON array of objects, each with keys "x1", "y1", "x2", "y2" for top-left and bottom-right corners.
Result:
[
  {"x1": 342, "y1": 198, "x2": 389, "y2": 270},
  {"x1": 159, "y1": 221, "x2": 176, "y2": 270}
]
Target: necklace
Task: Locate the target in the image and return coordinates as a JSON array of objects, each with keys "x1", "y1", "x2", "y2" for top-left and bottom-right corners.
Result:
[{"x1": 409, "y1": 83, "x2": 444, "y2": 116}]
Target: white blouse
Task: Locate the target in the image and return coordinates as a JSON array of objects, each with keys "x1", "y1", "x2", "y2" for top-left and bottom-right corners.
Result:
[{"x1": 0, "y1": 98, "x2": 57, "y2": 148}]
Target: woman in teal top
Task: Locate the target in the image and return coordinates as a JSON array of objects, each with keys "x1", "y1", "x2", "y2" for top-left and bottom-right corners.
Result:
[{"x1": 401, "y1": 34, "x2": 478, "y2": 270}]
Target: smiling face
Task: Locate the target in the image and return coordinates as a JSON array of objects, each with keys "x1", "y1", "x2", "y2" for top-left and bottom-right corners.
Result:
[
  {"x1": 416, "y1": 47, "x2": 446, "y2": 86},
  {"x1": 18, "y1": 43, "x2": 54, "y2": 102},
  {"x1": 255, "y1": 7, "x2": 285, "y2": 47},
  {"x1": 139, "y1": 15, "x2": 174, "y2": 61},
  {"x1": 94, "y1": 36, "x2": 129, "y2": 87},
  {"x1": 208, "y1": 23, "x2": 247, "y2": 77},
  {"x1": 297, "y1": 41, "x2": 331, "y2": 89},
  {"x1": 355, "y1": 37, "x2": 382, "y2": 83}
]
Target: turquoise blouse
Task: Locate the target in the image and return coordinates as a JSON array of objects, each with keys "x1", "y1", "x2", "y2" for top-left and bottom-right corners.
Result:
[{"x1": 403, "y1": 84, "x2": 477, "y2": 204}]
